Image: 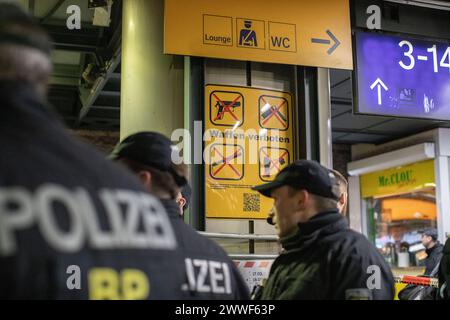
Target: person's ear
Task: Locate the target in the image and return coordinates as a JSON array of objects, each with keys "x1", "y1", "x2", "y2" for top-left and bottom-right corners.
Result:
[
  {"x1": 137, "y1": 170, "x2": 152, "y2": 189},
  {"x1": 294, "y1": 190, "x2": 309, "y2": 210},
  {"x1": 178, "y1": 197, "x2": 187, "y2": 209},
  {"x1": 338, "y1": 193, "x2": 346, "y2": 207}
]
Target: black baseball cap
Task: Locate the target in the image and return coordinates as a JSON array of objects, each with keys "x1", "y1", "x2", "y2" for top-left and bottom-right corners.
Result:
[
  {"x1": 0, "y1": 3, "x2": 52, "y2": 55},
  {"x1": 252, "y1": 160, "x2": 340, "y2": 200},
  {"x1": 109, "y1": 131, "x2": 187, "y2": 187},
  {"x1": 420, "y1": 228, "x2": 438, "y2": 240}
]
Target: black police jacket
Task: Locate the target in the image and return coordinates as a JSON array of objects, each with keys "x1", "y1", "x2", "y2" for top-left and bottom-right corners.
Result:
[
  {"x1": 424, "y1": 243, "x2": 443, "y2": 276},
  {"x1": 0, "y1": 81, "x2": 185, "y2": 299},
  {"x1": 438, "y1": 238, "x2": 450, "y2": 299},
  {"x1": 159, "y1": 199, "x2": 250, "y2": 299},
  {"x1": 254, "y1": 211, "x2": 395, "y2": 300}
]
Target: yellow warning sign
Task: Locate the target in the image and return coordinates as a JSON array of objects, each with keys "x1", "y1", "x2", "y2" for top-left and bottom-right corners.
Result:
[
  {"x1": 259, "y1": 95, "x2": 289, "y2": 130},
  {"x1": 205, "y1": 85, "x2": 295, "y2": 219},
  {"x1": 259, "y1": 147, "x2": 290, "y2": 182},
  {"x1": 210, "y1": 90, "x2": 244, "y2": 127},
  {"x1": 209, "y1": 144, "x2": 244, "y2": 180},
  {"x1": 165, "y1": 0, "x2": 353, "y2": 70}
]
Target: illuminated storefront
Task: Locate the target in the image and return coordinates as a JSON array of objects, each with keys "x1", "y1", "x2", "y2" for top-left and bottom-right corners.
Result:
[
  {"x1": 348, "y1": 137, "x2": 450, "y2": 273},
  {"x1": 360, "y1": 160, "x2": 436, "y2": 269}
]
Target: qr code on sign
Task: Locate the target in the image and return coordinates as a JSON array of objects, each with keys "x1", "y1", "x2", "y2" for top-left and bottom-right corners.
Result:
[{"x1": 243, "y1": 193, "x2": 260, "y2": 212}]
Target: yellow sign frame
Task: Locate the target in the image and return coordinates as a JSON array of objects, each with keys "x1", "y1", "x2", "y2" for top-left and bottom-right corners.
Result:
[
  {"x1": 205, "y1": 84, "x2": 295, "y2": 219},
  {"x1": 165, "y1": 0, "x2": 353, "y2": 70}
]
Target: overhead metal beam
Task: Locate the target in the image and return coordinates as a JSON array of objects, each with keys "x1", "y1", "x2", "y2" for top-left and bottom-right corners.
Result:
[
  {"x1": 43, "y1": 22, "x2": 103, "y2": 52},
  {"x1": 385, "y1": 0, "x2": 450, "y2": 11},
  {"x1": 77, "y1": 51, "x2": 122, "y2": 125},
  {"x1": 40, "y1": 0, "x2": 67, "y2": 24},
  {"x1": 91, "y1": 106, "x2": 120, "y2": 111},
  {"x1": 333, "y1": 128, "x2": 395, "y2": 136},
  {"x1": 331, "y1": 76, "x2": 351, "y2": 89},
  {"x1": 330, "y1": 98, "x2": 352, "y2": 105}
]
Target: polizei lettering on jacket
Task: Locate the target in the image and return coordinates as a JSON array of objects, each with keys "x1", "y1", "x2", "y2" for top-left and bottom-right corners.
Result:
[
  {"x1": 182, "y1": 258, "x2": 232, "y2": 295},
  {"x1": 0, "y1": 184, "x2": 177, "y2": 256}
]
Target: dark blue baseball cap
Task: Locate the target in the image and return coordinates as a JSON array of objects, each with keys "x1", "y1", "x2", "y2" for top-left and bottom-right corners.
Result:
[
  {"x1": 252, "y1": 160, "x2": 340, "y2": 200},
  {"x1": 420, "y1": 228, "x2": 438, "y2": 240},
  {"x1": 109, "y1": 131, "x2": 187, "y2": 187}
]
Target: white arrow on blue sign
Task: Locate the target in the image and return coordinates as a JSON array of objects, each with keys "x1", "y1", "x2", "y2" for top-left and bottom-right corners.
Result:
[{"x1": 370, "y1": 78, "x2": 389, "y2": 106}]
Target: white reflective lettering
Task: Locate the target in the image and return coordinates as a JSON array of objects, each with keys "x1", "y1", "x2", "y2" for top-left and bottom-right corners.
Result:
[
  {"x1": 0, "y1": 188, "x2": 34, "y2": 256},
  {"x1": 222, "y1": 262, "x2": 232, "y2": 294},
  {"x1": 79, "y1": 189, "x2": 117, "y2": 248},
  {"x1": 35, "y1": 184, "x2": 84, "y2": 252},
  {"x1": 209, "y1": 261, "x2": 225, "y2": 294},
  {"x1": 0, "y1": 185, "x2": 176, "y2": 255},
  {"x1": 140, "y1": 193, "x2": 177, "y2": 249}
]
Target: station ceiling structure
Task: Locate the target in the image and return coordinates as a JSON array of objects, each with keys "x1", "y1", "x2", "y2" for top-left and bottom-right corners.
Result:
[{"x1": 19, "y1": 0, "x2": 450, "y2": 144}]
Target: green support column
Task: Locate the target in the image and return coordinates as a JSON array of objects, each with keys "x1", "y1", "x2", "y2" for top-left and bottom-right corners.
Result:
[{"x1": 121, "y1": 0, "x2": 184, "y2": 140}]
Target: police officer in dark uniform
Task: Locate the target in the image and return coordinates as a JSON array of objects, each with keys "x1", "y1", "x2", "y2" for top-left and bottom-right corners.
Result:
[
  {"x1": 0, "y1": 3, "x2": 185, "y2": 300},
  {"x1": 252, "y1": 160, "x2": 395, "y2": 300},
  {"x1": 110, "y1": 132, "x2": 250, "y2": 299}
]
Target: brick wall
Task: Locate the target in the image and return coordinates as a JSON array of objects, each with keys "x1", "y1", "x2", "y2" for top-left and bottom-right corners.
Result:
[
  {"x1": 71, "y1": 129, "x2": 120, "y2": 155},
  {"x1": 333, "y1": 143, "x2": 351, "y2": 178}
]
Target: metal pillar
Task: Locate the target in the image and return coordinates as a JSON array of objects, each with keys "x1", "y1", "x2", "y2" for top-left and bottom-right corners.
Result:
[
  {"x1": 121, "y1": 0, "x2": 184, "y2": 139},
  {"x1": 317, "y1": 68, "x2": 333, "y2": 168}
]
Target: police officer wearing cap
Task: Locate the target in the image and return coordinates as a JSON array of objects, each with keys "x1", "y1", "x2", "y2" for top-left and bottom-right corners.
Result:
[
  {"x1": 252, "y1": 160, "x2": 395, "y2": 300},
  {"x1": 110, "y1": 132, "x2": 250, "y2": 299},
  {"x1": 0, "y1": 3, "x2": 187, "y2": 300}
]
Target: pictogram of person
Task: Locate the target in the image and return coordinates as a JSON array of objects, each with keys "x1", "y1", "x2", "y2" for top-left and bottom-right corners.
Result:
[{"x1": 239, "y1": 20, "x2": 257, "y2": 47}]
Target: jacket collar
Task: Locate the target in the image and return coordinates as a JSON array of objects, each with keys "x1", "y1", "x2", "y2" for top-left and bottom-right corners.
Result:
[
  {"x1": 280, "y1": 210, "x2": 347, "y2": 251},
  {"x1": 426, "y1": 242, "x2": 442, "y2": 256},
  {"x1": 0, "y1": 79, "x2": 52, "y2": 118},
  {"x1": 0, "y1": 79, "x2": 45, "y2": 103}
]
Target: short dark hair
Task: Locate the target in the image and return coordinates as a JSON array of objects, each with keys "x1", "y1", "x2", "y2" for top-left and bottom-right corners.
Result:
[
  {"x1": 422, "y1": 228, "x2": 438, "y2": 241},
  {"x1": 122, "y1": 157, "x2": 188, "y2": 200},
  {"x1": 287, "y1": 187, "x2": 338, "y2": 212},
  {"x1": 330, "y1": 169, "x2": 348, "y2": 195},
  {"x1": 309, "y1": 194, "x2": 338, "y2": 212}
]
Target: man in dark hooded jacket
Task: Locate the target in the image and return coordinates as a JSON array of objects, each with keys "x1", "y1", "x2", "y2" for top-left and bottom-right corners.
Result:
[{"x1": 252, "y1": 161, "x2": 395, "y2": 300}]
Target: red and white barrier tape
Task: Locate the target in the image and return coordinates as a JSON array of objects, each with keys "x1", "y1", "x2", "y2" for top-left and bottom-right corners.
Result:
[
  {"x1": 394, "y1": 275, "x2": 439, "y2": 288},
  {"x1": 234, "y1": 260, "x2": 272, "y2": 268}
]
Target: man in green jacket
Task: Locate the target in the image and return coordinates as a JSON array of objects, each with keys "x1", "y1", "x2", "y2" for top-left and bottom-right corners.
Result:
[{"x1": 252, "y1": 160, "x2": 395, "y2": 300}]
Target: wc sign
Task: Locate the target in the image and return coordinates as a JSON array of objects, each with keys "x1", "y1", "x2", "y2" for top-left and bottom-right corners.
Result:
[{"x1": 268, "y1": 22, "x2": 296, "y2": 52}]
